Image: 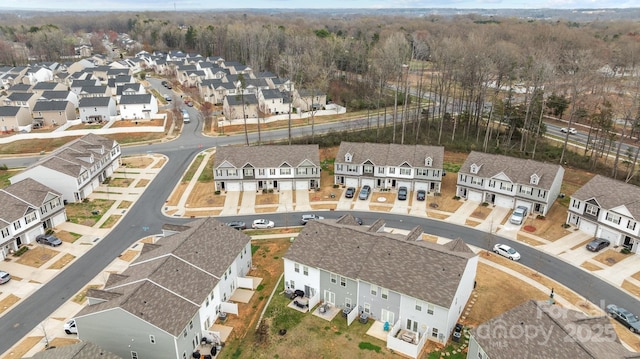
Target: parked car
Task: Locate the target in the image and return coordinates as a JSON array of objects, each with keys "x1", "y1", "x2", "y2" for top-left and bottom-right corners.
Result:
[
  {"x1": 164, "y1": 94, "x2": 172, "y2": 101},
  {"x1": 252, "y1": 219, "x2": 275, "y2": 229},
  {"x1": 416, "y1": 189, "x2": 426, "y2": 201},
  {"x1": 185, "y1": 99, "x2": 194, "y2": 107},
  {"x1": 300, "y1": 214, "x2": 324, "y2": 225},
  {"x1": 509, "y1": 206, "x2": 528, "y2": 225},
  {"x1": 225, "y1": 221, "x2": 246, "y2": 230},
  {"x1": 586, "y1": 238, "x2": 610, "y2": 252},
  {"x1": 358, "y1": 185, "x2": 371, "y2": 200},
  {"x1": 64, "y1": 319, "x2": 77, "y2": 334},
  {"x1": 607, "y1": 304, "x2": 640, "y2": 333},
  {"x1": 36, "y1": 234, "x2": 63, "y2": 247},
  {"x1": 345, "y1": 187, "x2": 356, "y2": 198},
  {"x1": 354, "y1": 217, "x2": 364, "y2": 225},
  {"x1": 165, "y1": 83, "x2": 172, "y2": 89},
  {"x1": 493, "y1": 243, "x2": 521, "y2": 261},
  {"x1": 398, "y1": 186, "x2": 408, "y2": 201},
  {"x1": 161, "y1": 80, "x2": 168, "y2": 87},
  {"x1": 560, "y1": 127, "x2": 577, "y2": 134},
  {"x1": 0, "y1": 270, "x2": 10, "y2": 285}
]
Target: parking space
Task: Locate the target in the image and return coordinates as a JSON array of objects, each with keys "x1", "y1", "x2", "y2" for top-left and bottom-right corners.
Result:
[
  {"x1": 220, "y1": 191, "x2": 240, "y2": 215},
  {"x1": 238, "y1": 191, "x2": 256, "y2": 214},
  {"x1": 409, "y1": 194, "x2": 427, "y2": 215},
  {"x1": 352, "y1": 192, "x2": 371, "y2": 211},
  {"x1": 295, "y1": 189, "x2": 312, "y2": 211},
  {"x1": 277, "y1": 190, "x2": 294, "y2": 212},
  {"x1": 390, "y1": 191, "x2": 410, "y2": 214},
  {"x1": 336, "y1": 191, "x2": 354, "y2": 210}
]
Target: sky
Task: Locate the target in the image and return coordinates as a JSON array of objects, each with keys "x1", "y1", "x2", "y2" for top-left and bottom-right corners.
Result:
[{"x1": 0, "y1": 0, "x2": 637, "y2": 11}]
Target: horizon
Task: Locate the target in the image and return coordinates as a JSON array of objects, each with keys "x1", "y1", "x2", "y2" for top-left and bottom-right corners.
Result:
[{"x1": 0, "y1": 0, "x2": 638, "y2": 12}]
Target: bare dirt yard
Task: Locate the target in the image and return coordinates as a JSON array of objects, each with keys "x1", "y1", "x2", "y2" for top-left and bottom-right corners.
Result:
[
  {"x1": 186, "y1": 182, "x2": 224, "y2": 207},
  {"x1": 122, "y1": 156, "x2": 154, "y2": 168}
]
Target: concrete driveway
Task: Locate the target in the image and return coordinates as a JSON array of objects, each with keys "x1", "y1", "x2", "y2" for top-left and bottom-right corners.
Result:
[
  {"x1": 410, "y1": 196, "x2": 427, "y2": 216},
  {"x1": 220, "y1": 191, "x2": 240, "y2": 215},
  {"x1": 238, "y1": 191, "x2": 256, "y2": 214},
  {"x1": 277, "y1": 190, "x2": 294, "y2": 212},
  {"x1": 336, "y1": 192, "x2": 354, "y2": 210},
  {"x1": 352, "y1": 195, "x2": 371, "y2": 211},
  {"x1": 295, "y1": 189, "x2": 312, "y2": 211},
  {"x1": 390, "y1": 195, "x2": 409, "y2": 214}
]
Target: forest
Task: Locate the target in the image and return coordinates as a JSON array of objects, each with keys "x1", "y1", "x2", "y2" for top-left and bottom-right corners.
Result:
[{"x1": 1, "y1": 10, "x2": 640, "y2": 183}]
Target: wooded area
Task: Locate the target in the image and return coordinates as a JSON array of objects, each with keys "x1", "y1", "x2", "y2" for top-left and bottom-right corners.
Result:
[{"x1": 1, "y1": 11, "x2": 640, "y2": 182}]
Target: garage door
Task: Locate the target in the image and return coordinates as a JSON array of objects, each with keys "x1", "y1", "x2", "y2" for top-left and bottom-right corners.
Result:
[
  {"x1": 578, "y1": 219, "x2": 597, "y2": 236},
  {"x1": 397, "y1": 181, "x2": 412, "y2": 190},
  {"x1": 345, "y1": 177, "x2": 359, "y2": 188},
  {"x1": 295, "y1": 181, "x2": 309, "y2": 190},
  {"x1": 495, "y1": 195, "x2": 514, "y2": 208},
  {"x1": 243, "y1": 182, "x2": 257, "y2": 192},
  {"x1": 515, "y1": 200, "x2": 532, "y2": 212},
  {"x1": 226, "y1": 182, "x2": 241, "y2": 191},
  {"x1": 468, "y1": 190, "x2": 483, "y2": 202},
  {"x1": 598, "y1": 227, "x2": 619, "y2": 243},
  {"x1": 279, "y1": 181, "x2": 293, "y2": 190},
  {"x1": 361, "y1": 178, "x2": 375, "y2": 188},
  {"x1": 414, "y1": 181, "x2": 429, "y2": 191}
]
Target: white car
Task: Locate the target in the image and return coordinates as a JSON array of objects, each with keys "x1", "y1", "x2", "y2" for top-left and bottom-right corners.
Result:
[
  {"x1": 252, "y1": 219, "x2": 275, "y2": 229},
  {"x1": 64, "y1": 319, "x2": 77, "y2": 334},
  {"x1": 509, "y1": 206, "x2": 528, "y2": 225},
  {"x1": 493, "y1": 244, "x2": 521, "y2": 261},
  {"x1": 560, "y1": 127, "x2": 577, "y2": 134}
]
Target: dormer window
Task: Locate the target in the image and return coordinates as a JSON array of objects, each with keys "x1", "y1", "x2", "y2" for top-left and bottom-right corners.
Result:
[
  {"x1": 530, "y1": 174, "x2": 539, "y2": 185},
  {"x1": 425, "y1": 157, "x2": 432, "y2": 167},
  {"x1": 470, "y1": 164, "x2": 480, "y2": 174},
  {"x1": 345, "y1": 153, "x2": 352, "y2": 163}
]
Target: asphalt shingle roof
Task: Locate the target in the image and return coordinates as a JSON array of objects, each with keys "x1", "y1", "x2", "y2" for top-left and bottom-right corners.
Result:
[
  {"x1": 214, "y1": 144, "x2": 319, "y2": 168},
  {"x1": 27, "y1": 341, "x2": 121, "y2": 359},
  {"x1": 119, "y1": 94, "x2": 151, "y2": 105},
  {"x1": 79, "y1": 96, "x2": 111, "y2": 107},
  {"x1": 225, "y1": 94, "x2": 258, "y2": 106},
  {"x1": 33, "y1": 101, "x2": 71, "y2": 112},
  {"x1": 1, "y1": 177, "x2": 60, "y2": 208},
  {"x1": 336, "y1": 142, "x2": 444, "y2": 168},
  {"x1": 40, "y1": 90, "x2": 70, "y2": 100},
  {"x1": 572, "y1": 174, "x2": 640, "y2": 219},
  {"x1": 285, "y1": 220, "x2": 476, "y2": 308},
  {"x1": 459, "y1": 151, "x2": 563, "y2": 190},
  {"x1": 0, "y1": 106, "x2": 21, "y2": 116},
  {"x1": 471, "y1": 300, "x2": 638, "y2": 359}
]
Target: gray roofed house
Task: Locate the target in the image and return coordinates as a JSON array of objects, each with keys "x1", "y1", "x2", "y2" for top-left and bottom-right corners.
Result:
[
  {"x1": 4, "y1": 92, "x2": 38, "y2": 110},
  {"x1": 10, "y1": 133, "x2": 121, "y2": 203},
  {"x1": 456, "y1": 151, "x2": 564, "y2": 216},
  {"x1": 0, "y1": 177, "x2": 66, "y2": 260},
  {"x1": 27, "y1": 341, "x2": 121, "y2": 359},
  {"x1": 119, "y1": 93, "x2": 158, "y2": 120},
  {"x1": 213, "y1": 144, "x2": 320, "y2": 192},
  {"x1": 32, "y1": 100, "x2": 76, "y2": 126},
  {"x1": 334, "y1": 141, "x2": 446, "y2": 193},
  {"x1": 222, "y1": 94, "x2": 259, "y2": 120},
  {"x1": 294, "y1": 88, "x2": 327, "y2": 111},
  {"x1": 284, "y1": 219, "x2": 478, "y2": 357},
  {"x1": 39, "y1": 90, "x2": 79, "y2": 107},
  {"x1": 79, "y1": 96, "x2": 116, "y2": 123},
  {"x1": 0, "y1": 105, "x2": 33, "y2": 131},
  {"x1": 257, "y1": 88, "x2": 289, "y2": 115},
  {"x1": 7, "y1": 83, "x2": 31, "y2": 92},
  {"x1": 567, "y1": 174, "x2": 640, "y2": 253},
  {"x1": 467, "y1": 300, "x2": 639, "y2": 359},
  {"x1": 74, "y1": 217, "x2": 253, "y2": 359},
  {"x1": 78, "y1": 85, "x2": 110, "y2": 98}
]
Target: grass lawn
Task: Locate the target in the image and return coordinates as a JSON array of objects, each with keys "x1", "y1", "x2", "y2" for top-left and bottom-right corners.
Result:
[{"x1": 65, "y1": 199, "x2": 115, "y2": 226}]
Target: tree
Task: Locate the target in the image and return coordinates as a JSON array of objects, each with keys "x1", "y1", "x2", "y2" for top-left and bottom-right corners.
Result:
[{"x1": 237, "y1": 73, "x2": 249, "y2": 146}]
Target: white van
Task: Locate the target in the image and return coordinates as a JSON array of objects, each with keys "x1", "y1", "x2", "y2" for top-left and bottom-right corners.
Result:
[{"x1": 182, "y1": 109, "x2": 190, "y2": 124}]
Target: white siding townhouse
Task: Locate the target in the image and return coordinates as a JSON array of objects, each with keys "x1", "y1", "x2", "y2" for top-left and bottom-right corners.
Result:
[
  {"x1": 119, "y1": 94, "x2": 158, "y2": 120},
  {"x1": 79, "y1": 96, "x2": 117, "y2": 123},
  {"x1": 222, "y1": 94, "x2": 259, "y2": 121},
  {"x1": 74, "y1": 217, "x2": 253, "y2": 359},
  {"x1": 334, "y1": 142, "x2": 445, "y2": 193},
  {"x1": 456, "y1": 151, "x2": 564, "y2": 216},
  {"x1": 284, "y1": 217, "x2": 478, "y2": 359},
  {"x1": 467, "y1": 300, "x2": 636, "y2": 359},
  {"x1": 10, "y1": 134, "x2": 121, "y2": 203},
  {"x1": 214, "y1": 144, "x2": 320, "y2": 192},
  {"x1": 0, "y1": 178, "x2": 66, "y2": 260},
  {"x1": 567, "y1": 175, "x2": 640, "y2": 253},
  {"x1": 257, "y1": 88, "x2": 290, "y2": 115}
]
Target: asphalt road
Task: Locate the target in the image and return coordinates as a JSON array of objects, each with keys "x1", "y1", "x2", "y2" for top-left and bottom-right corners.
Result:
[{"x1": 1, "y1": 83, "x2": 639, "y2": 354}]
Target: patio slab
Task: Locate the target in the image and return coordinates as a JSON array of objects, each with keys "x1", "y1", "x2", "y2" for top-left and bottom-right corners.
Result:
[
  {"x1": 311, "y1": 303, "x2": 341, "y2": 321},
  {"x1": 230, "y1": 288, "x2": 254, "y2": 304},
  {"x1": 209, "y1": 324, "x2": 233, "y2": 343},
  {"x1": 366, "y1": 320, "x2": 389, "y2": 342}
]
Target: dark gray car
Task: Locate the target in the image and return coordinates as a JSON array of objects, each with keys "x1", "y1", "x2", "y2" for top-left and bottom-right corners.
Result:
[
  {"x1": 586, "y1": 238, "x2": 610, "y2": 252},
  {"x1": 398, "y1": 186, "x2": 408, "y2": 201},
  {"x1": 607, "y1": 304, "x2": 640, "y2": 333},
  {"x1": 36, "y1": 234, "x2": 62, "y2": 247}
]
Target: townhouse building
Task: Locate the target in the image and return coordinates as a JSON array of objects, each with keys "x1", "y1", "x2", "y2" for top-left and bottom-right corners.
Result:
[
  {"x1": 567, "y1": 175, "x2": 640, "y2": 253},
  {"x1": 284, "y1": 218, "x2": 478, "y2": 359},
  {"x1": 74, "y1": 217, "x2": 252, "y2": 359},
  {"x1": 213, "y1": 144, "x2": 320, "y2": 192},
  {"x1": 456, "y1": 151, "x2": 564, "y2": 216},
  {"x1": 0, "y1": 178, "x2": 67, "y2": 260},
  {"x1": 10, "y1": 134, "x2": 121, "y2": 203},
  {"x1": 334, "y1": 142, "x2": 445, "y2": 193}
]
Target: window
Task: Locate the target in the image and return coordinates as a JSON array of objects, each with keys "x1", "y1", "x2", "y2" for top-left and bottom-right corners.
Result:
[
  {"x1": 340, "y1": 276, "x2": 346, "y2": 287},
  {"x1": 416, "y1": 168, "x2": 428, "y2": 176},
  {"x1": 24, "y1": 211, "x2": 37, "y2": 224},
  {"x1": 400, "y1": 168, "x2": 411, "y2": 176},
  {"x1": 606, "y1": 212, "x2": 621, "y2": 225},
  {"x1": 1, "y1": 228, "x2": 9, "y2": 238},
  {"x1": 470, "y1": 164, "x2": 480, "y2": 174},
  {"x1": 431, "y1": 328, "x2": 439, "y2": 338},
  {"x1": 303, "y1": 266, "x2": 308, "y2": 276},
  {"x1": 586, "y1": 204, "x2": 599, "y2": 216},
  {"x1": 415, "y1": 300, "x2": 423, "y2": 311},
  {"x1": 370, "y1": 286, "x2": 377, "y2": 296},
  {"x1": 530, "y1": 174, "x2": 539, "y2": 185},
  {"x1": 346, "y1": 165, "x2": 358, "y2": 173},
  {"x1": 189, "y1": 320, "x2": 193, "y2": 329},
  {"x1": 13, "y1": 221, "x2": 21, "y2": 230},
  {"x1": 425, "y1": 157, "x2": 432, "y2": 166},
  {"x1": 131, "y1": 352, "x2": 138, "y2": 359},
  {"x1": 377, "y1": 167, "x2": 384, "y2": 174},
  {"x1": 389, "y1": 168, "x2": 396, "y2": 174},
  {"x1": 628, "y1": 221, "x2": 637, "y2": 231},
  {"x1": 270, "y1": 169, "x2": 276, "y2": 175},
  {"x1": 571, "y1": 200, "x2": 580, "y2": 209},
  {"x1": 471, "y1": 177, "x2": 483, "y2": 186},
  {"x1": 364, "y1": 303, "x2": 370, "y2": 313},
  {"x1": 427, "y1": 304, "x2": 434, "y2": 315},
  {"x1": 183, "y1": 329, "x2": 187, "y2": 337},
  {"x1": 336, "y1": 164, "x2": 344, "y2": 172},
  {"x1": 244, "y1": 169, "x2": 254, "y2": 176},
  {"x1": 538, "y1": 189, "x2": 547, "y2": 198},
  {"x1": 149, "y1": 335, "x2": 156, "y2": 344},
  {"x1": 345, "y1": 153, "x2": 352, "y2": 162},
  {"x1": 330, "y1": 273, "x2": 337, "y2": 284},
  {"x1": 520, "y1": 186, "x2": 533, "y2": 195},
  {"x1": 364, "y1": 165, "x2": 373, "y2": 174},
  {"x1": 280, "y1": 168, "x2": 291, "y2": 175},
  {"x1": 258, "y1": 169, "x2": 265, "y2": 176},
  {"x1": 294, "y1": 263, "x2": 300, "y2": 273},
  {"x1": 381, "y1": 288, "x2": 388, "y2": 300}
]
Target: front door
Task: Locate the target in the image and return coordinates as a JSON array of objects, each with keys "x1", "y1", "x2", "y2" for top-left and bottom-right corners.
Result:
[{"x1": 324, "y1": 290, "x2": 335, "y2": 305}]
